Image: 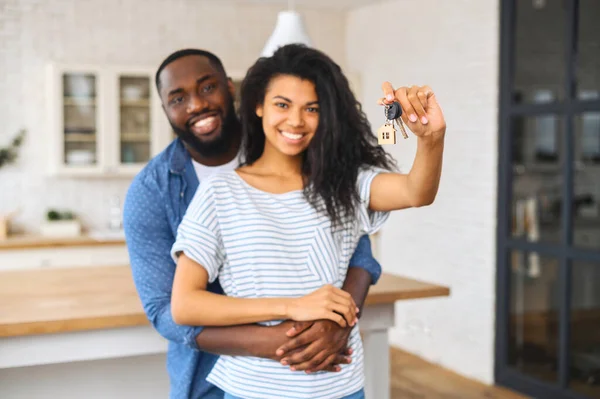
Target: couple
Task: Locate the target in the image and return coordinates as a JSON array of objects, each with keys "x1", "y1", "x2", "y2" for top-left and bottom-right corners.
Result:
[{"x1": 124, "y1": 44, "x2": 446, "y2": 399}]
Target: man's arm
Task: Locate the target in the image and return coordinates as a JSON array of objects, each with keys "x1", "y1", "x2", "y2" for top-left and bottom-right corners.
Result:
[
  {"x1": 124, "y1": 176, "x2": 204, "y2": 349},
  {"x1": 195, "y1": 322, "x2": 289, "y2": 359},
  {"x1": 345, "y1": 234, "x2": 381, "y2": 316}
]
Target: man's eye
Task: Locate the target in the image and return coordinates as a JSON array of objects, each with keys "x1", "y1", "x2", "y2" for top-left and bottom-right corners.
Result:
[
  {"x1": 170, "y1": 96, "x2": 184, "y2": 105},
  {"x1": 202, "y1": 84, "x2": 216, "y2": 93}
]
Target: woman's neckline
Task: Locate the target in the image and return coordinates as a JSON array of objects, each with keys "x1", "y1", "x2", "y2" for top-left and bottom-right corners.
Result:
[{"x1": 231, "y1": 170, "x2": 304, "y2": 197}]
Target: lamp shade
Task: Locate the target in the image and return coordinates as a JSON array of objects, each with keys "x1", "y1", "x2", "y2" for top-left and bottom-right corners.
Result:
[{"x1": 260, "y1": 10, "x2": 312, "y2": 57}]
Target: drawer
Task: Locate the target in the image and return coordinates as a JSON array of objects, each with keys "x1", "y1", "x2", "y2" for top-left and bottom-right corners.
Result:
[{"x1": 0, "y1": 245, "x2": 129, "y2": 271}]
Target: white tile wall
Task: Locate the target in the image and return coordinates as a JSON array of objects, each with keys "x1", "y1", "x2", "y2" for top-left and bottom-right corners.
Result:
[
  {"x1": 0, "y1": 0, "x2": 347, "y2": 233},
  {"x1": 346, "y1": 0, "x2": 500, "y2": 384}
]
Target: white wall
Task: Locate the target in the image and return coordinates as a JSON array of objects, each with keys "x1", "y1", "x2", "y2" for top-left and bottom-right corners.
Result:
[
  {"x1": 0, "y1": 0, "x2": 347, "y2": 233},
  {"x1": 347, "y1": 0, "x2": 500, "y2": 384}
]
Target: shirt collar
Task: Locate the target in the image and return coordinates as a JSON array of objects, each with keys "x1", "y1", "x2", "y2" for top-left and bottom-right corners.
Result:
[{"x1": 168, "y1": 138, "x2": 189, "y2": 175}]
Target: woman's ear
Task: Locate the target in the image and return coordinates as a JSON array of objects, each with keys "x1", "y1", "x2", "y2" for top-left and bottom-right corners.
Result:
[{"x1": 256, "y1": 105, "x2": 263, "y2": 118}]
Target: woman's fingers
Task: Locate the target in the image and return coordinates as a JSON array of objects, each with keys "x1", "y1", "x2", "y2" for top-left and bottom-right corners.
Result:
[
  {"x1": 381, "y1": 81, "x2": 396, "y2": 104},
  {"x1": 406, "y1": 86, "x2": 428, "y2": 125},
  {"x1": 325, "y1": 311, "x2": 347, "y2": 328}
]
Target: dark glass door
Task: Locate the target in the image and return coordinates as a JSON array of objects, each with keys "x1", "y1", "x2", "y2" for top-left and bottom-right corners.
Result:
[{"x1": 496, "y1": 1, "x2": 600, "y2": 398}]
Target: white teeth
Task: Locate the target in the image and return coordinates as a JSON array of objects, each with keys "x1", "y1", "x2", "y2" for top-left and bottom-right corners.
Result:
[
  {"x1": 281, "y1": 131, "x2": 303, "y2": 140},
  {"x1": 194, "y1": 116, "x2": 216, "y2": 127}
]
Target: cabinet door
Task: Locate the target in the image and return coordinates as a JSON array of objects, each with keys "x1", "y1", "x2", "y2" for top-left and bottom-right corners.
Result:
[
  {"x1": 47, "y1": 65, "x2": 105, "y2": 176},
  {"x1": 118, "y1": 74, "x2": 152, "y2": 166},
  {"x1": 113, "y1": 70, "x2": 170, "y2": 176}
]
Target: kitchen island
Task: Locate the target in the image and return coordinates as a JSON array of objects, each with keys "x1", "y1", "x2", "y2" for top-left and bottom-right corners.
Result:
[{"x1": 0, "y1": 265, "x2": 450, "y2": 399}]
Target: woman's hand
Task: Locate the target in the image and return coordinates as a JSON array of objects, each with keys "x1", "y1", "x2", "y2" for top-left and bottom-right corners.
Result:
[
  {"x1": 285, "y1": 285, "x2": 358, "y2": 328},
  {"x1": 378, "y1": 83, "x2": 446, "y2": 138}
]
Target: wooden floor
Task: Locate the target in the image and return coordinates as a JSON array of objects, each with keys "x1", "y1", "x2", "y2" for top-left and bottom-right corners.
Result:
[{"x1": 390, "y1": 347, "x2": 529, "y2": 399}]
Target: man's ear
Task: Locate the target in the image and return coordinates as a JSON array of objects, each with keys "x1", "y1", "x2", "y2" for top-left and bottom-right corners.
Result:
[{"x1": 227, "y1": 77, "x2": 235, "y2": 98}]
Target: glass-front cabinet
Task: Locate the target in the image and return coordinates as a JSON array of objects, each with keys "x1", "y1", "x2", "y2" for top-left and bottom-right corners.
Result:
[{"x1": 47, "y1": 64, "x2": 170, "y2": 177}]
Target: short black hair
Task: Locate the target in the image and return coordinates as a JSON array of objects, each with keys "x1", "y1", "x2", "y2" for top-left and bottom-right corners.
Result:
[{"x1": 155, "y1": 48, "x2": 227, "y2": 92}]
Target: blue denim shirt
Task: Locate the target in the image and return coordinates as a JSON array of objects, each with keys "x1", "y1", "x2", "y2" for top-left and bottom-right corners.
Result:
[{"x1": 123, "y1": 138, "x2": 382, "y2": 399}]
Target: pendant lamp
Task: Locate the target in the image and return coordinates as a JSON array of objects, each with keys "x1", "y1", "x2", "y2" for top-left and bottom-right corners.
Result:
[{"x1": 260, "y1": 2, "x2": 312, "y2": 57}]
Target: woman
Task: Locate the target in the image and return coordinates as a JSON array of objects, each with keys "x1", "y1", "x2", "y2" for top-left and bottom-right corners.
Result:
[{"x1": 170, "y1": 44, "x2": 446, "y2": 399}]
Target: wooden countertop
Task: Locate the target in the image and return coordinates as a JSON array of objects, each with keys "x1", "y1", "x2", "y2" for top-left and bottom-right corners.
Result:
[
  {"x1": 0, "y1": 266, "x2": 450, "y2": 338},
  {"x1": 0, "y1": 234, "x2": 126, "y2": 250}
]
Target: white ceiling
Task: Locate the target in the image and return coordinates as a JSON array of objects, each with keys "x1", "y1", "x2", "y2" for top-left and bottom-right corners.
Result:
[{"x1": 201, "y1": 0, "x2": 384, "y2": 11}]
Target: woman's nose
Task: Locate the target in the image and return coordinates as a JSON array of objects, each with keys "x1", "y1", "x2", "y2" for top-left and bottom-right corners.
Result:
[{"x1": 287, "y1": 110, "x2": 305, "y2": 127}]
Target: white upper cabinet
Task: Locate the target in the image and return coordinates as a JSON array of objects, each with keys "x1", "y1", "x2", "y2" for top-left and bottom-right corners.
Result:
[{"x1": 46, "y1": 63, "x2": 171, "y2": 177}]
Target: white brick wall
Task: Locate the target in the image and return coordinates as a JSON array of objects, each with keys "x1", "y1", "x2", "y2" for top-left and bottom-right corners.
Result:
[
  {"x1": 347, "y1": 0, "x2": 500, "y2": 384},
  {"x1": 0, "y1": 0, "x2": 347, "y2": 233}
]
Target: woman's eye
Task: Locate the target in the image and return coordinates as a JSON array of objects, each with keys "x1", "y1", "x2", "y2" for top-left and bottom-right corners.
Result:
[
  {"x1": 307, "y1": 107, "x2": 319, "y2": 113},
  {"x1": 275, "y1": 102, "x2": 288, "y2": 109}
]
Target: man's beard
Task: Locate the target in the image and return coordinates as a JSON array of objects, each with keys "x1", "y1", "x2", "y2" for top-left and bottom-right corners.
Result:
[{"x1": 170, "y1": 100, "x2": 239, "y2": 158}]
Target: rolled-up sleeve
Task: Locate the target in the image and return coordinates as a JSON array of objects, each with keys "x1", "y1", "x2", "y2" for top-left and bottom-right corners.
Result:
[
  {"x1": 171, "y1": 180, "x2": 224, "y2": 284},
  {"x1": 356, "y1": 167, "x2": 390, "y2": 235},
  {"x1": 348, "y1": 234, "x2": 382, "y2": 285}
]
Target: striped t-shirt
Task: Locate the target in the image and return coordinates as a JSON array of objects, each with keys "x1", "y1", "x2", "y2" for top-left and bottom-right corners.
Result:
[{"x1": 171, "y1": 167, "x2": 389, "y2": 399}]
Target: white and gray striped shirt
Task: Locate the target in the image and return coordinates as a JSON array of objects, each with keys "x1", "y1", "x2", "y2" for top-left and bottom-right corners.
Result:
[{"x1": 171, "y1": 167, "x2": 389, "y2": 399}]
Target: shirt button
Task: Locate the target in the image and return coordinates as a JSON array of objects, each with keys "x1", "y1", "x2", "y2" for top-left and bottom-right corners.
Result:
[{"x1": 180, "y1": 192, "x2": 184, "y2": 198}]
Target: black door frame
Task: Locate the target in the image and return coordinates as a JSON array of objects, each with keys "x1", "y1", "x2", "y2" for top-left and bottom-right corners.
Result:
[{"x1": 495, "y1": 0, "x2": 600, "y2": 398}]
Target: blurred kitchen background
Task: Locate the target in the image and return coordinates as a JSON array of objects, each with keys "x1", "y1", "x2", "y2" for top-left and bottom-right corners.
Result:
[{"x1": 0, "y1": 0, "x2": 599, "y2": 398}]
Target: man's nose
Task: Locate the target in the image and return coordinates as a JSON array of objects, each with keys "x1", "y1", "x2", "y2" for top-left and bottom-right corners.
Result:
[{"x1": 186, "y1": 94, "x2": 206, "y2": 114}]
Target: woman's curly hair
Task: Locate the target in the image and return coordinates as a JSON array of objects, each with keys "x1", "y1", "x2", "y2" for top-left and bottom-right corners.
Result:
[{"x1": 239, "y1": 44, "x2": 396, "y2": 227}]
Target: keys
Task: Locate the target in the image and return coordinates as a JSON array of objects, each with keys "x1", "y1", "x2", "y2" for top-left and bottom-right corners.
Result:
[
  {"x1": 377, "y1": 101, "x2": 409, "y2": 145},
  {"x1": 386, "y1": 102, "x2": 409, "y2": 140}
]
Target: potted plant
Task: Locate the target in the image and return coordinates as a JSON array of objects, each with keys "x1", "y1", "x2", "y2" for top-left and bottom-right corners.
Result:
[
  {"x1": 40, "y1": 209, "x2": 82, "y2": 238},
  {"x1": 0, "y1": 129, "x2": 26, "y2": 240}
]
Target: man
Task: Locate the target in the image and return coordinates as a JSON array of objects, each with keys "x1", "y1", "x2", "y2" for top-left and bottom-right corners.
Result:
[{"x1": 123, "y1": 49, "x2": 382, "y2": 399}]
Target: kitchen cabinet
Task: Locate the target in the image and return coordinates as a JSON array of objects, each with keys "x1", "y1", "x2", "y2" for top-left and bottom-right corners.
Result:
[{"x1": 46, "y1": 63, "x2": 172, "y2": 177}]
